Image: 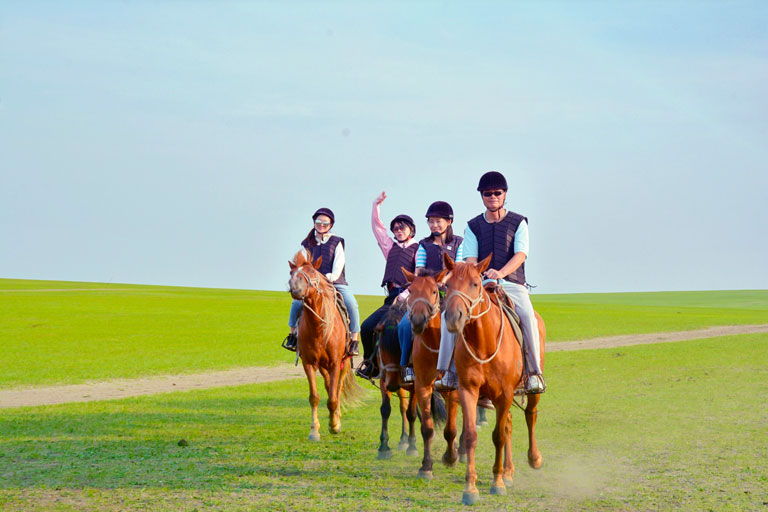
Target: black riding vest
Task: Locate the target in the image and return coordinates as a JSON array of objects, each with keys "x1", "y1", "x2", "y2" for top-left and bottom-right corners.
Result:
[
  {"x1": 381, "y1": 242, "x2": 418, "y2": 288},
  {"x1": 419, "y1": 236, "x2": 464, "y2": 272},
  {"x1": 467, "y1": 211, "x2": 527, "y2": 285},
  {"x1": 301, "y1": 235, "x2": 348, "y2": 286}
]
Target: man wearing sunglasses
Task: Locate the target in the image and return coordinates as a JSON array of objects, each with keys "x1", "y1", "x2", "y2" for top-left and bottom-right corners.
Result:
[{"x1": 436, "y1": 170, "x2": 545, "y2": 395}]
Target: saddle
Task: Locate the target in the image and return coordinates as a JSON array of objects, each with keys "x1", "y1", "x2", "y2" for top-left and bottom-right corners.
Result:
[{"x1": 333, "y1": 287, "x2": 352, "y2": 344}]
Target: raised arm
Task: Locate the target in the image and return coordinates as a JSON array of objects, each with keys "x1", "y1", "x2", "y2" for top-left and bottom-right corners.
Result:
[{"x1": 371, "y1": 191, "x2": 393, "y2": 258}]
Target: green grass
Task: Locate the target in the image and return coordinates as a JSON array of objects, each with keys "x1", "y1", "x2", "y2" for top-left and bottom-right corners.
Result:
[
  {"x1": 1, "y1": 278, "x2": 766, "y2": 388},
  {"x1": 532, "y1": 289, "x2": 768, "y2": 341},
  {"x1": 1, "y1": 334, "x2": 766, "y2": 511}
]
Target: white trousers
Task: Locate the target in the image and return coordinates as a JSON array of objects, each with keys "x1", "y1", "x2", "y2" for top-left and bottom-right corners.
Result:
[{"x1": 436, "y1": 280, "x2": 542, "y2": 375}]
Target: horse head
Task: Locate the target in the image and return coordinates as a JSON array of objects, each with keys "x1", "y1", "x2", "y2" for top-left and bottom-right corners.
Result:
[
  {"x1": 402, "y1": 267, "x2": 446, "y2": 335},
  {"x1": 288, "y1": 251, "x2": 323, "y2": 301},
  {"x1": 442, "y1": 253, "x2": 492, "y2": 334}
]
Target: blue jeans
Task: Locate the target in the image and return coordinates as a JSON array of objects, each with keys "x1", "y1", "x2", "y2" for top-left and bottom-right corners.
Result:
[
  {"x1": 288, "y1": 284, "x2": 360, "y2": 334},
  {"x1": 398, "y1": 314, "x2": 413, "y2": 367}
]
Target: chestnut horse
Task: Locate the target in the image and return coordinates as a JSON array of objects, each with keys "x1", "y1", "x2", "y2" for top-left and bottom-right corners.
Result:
[
  {"x1": 402, "y1": 269, "x2": 463, "y2": 480},
  {"x1": 375, "y1": 303, "x2": 420, "y2": 459},
  {"x1": 443, "y1": 254, "x2": 546, "y2": 505},
  {"x1": 288, "y1": 251, "x2": 361, "y2": 441}
]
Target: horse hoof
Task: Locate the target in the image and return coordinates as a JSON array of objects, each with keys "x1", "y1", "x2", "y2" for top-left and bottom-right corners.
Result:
[
  {"x1": 528, "y1": 454, "x2": 543, "y2": 469},
  {"x1": 308, "y1": 432, "x2": 320, "y2": 442},
  {"x1": 418, "y1": 470, "x2": 433, "y2": 481},
  {"x1": 462, "y1": 491, "x2": 479, "y2": 505},
  {"x1": 490, "y1": 485, "x2": 507, "y2": 495},
  {"x1": 397, "y1": 441, "x2": 409, "y2": 451},
  {"x1": 442, "y1": 455, "x2": 458, "y2": 467},
  {"x1": 329, "y1": 425, "x2": 341, "y2": 435},
  {"x1": 406, "y1": 447, "x2": 419, "y2": 457},
  {"x1": 477, "y1": 420, "x2": 489, "y2": 427},
  {"x1": 503, "y1": 475, "x2": 514, "y2": 487},
  {"x1": 459, "y1": 454, "x2": 467, "y2": 464},
  {"x1": 378, "y1": 450, "x2": 393, "y2": 460}
]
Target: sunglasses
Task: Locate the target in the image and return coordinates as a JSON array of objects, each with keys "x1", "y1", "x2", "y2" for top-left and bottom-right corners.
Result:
[
  {"x1": 391, "y1": 225, "x2": 409, "y2": 232},
  {"x1": 314, "y1": 220, "x2": 331, "y2": 227},
  {"x1": 482, "y1": 190, "x2": 504, "y2": 197}
]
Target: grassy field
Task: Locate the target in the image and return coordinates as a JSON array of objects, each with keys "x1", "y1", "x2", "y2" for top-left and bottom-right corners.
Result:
[
  {"x1": 1, "y1": 278, "x2": 767, "y2": 388},
  {"x1": 1, "y1": 333, "x2": 766, "y2": 511}
]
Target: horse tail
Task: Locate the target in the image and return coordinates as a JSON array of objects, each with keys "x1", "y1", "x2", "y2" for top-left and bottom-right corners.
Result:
[
  {"x1": 340, "y1": 357, "x2": 363, "y2": 408},
  {"x1": 430, "y1": 390, "x2": 447, "y2": 428}
]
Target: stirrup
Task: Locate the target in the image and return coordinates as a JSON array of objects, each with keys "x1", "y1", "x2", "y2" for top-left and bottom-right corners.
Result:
[
  {"x1": 355, "y1": 359, "x2": 375, "y2": 381},
  {"x1": 281, "y1": 333, "x2": 297, "y2": 352}
]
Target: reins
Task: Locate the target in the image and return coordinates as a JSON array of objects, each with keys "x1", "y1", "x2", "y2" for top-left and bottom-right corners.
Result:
[{"x1": 447, "y1": 287, "x2": 504, "y2": 365}]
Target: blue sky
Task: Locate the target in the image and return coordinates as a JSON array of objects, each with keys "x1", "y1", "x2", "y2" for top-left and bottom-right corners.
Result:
[{"x1": 1, "y1": 1, "x2": 767, "y2": 295}]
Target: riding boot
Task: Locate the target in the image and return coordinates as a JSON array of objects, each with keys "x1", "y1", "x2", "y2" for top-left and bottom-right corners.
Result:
[{"x1": 346, "y1": 339, "x2": 359, "y2": 357}]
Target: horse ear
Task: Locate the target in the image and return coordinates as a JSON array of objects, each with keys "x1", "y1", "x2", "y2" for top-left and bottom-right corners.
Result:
[
  {"x1": 313, "y1": 256, "x2": 323, "y2": 270},
  {"x1": 443, "y1": 252, "x2": 456, "y2": 270},
  {"x1": 436, "y1": 268, "x2": 449, "y2": 284},
  {"x1": 289, "y1": 260, "x2": 297, "y2": 271},
  {"x1": 401, "y1": 267, "x2": 416, "y2": 283},
  {"x1": 476, "y1": 253, "x2": 493, "y2": 274}
]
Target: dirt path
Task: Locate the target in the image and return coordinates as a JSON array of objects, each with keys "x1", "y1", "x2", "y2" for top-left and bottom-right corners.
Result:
[{"x1": 2, "y1": 324, "x2": 766, "y2": 409}]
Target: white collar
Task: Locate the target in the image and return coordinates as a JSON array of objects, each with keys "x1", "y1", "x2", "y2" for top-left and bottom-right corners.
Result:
[{"x1": 314, "y1": 231, "x2": 333, "y2": 244}]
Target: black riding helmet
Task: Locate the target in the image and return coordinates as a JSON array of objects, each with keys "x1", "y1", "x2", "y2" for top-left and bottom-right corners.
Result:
[
  {"x1": 312, "y1": 207, "x2": 335, "y2": 225},
  {"x1": 390, "y1": 214, "x2": 416, "y2": 236},
  {"x1": 477, "y1": 171, "x2": 508, "y2": 192},
  {"x1": 425, "y1": 201, "x2": 453, "y2": 220}
]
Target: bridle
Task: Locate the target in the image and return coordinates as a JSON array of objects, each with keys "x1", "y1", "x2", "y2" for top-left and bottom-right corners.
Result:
[
  {"x1": 445, "y1": 277, "x2": 504, "y2": 365},
  {"x1": 291, "y1": 267, "x2": 328, "y2": 326},
  {"x1": 445, "y1": 287, "x2": 491, "y2": 320},
  {"x1": 407, "y1": 290, "x2": 441, "y2": 354}
]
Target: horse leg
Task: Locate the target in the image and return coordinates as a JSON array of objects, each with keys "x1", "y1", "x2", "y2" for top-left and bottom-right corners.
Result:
[
  {"x1": 458, "y1": 387, "x2": 480, "y2": 505},
  {"x1": 502, "y1": 410, "x2": 515, "y2": 487},
  {"x1": 397, "y1": 388, "x2": 410, "y2": 451},
  {"x1": 303, "y1": 364, "x2": 321, "y2": 442},
  {"x1": 405, "y1": 391, "x2": 419, "y2": 456},
  {"x1": 490, "y1": 405, "x2": 512, "y2": 495},
  {"x1": 458, "y1": 395, "x2": 468, "y2": 464},
  {"x1": 525, "y1": 393, "x2": 543, "y2": 468},
  {"x1": 416, "y1": 383, "x2": 435, "y2": 479},
  {"x1": 441, "y1": 390, "x2": 459, "y2": 467},
  {"x1": 323, "y1": 365, "x2": 342, "y2": 434},
  {"x1": 378, "y1": 382, "x2": 394, "y2": 460}
]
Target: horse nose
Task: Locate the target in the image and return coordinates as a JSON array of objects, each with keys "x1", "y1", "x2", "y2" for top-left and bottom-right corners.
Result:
[
  {"x1": 411, "y1": 314, "x2": 426, "y2": 333},
  {"x1": 445, "y1": 309, "x2": 463, "y2": 333}
]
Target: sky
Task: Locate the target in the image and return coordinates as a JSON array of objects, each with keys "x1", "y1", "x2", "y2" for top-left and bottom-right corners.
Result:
[{"x1": 1, "y1": 1, "x2": 767, "y2": 296}]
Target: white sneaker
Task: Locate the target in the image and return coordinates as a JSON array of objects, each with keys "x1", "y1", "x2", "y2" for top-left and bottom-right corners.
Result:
[{"x1": 434, "y1": 370, "x2": 458, "y2": 391}]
